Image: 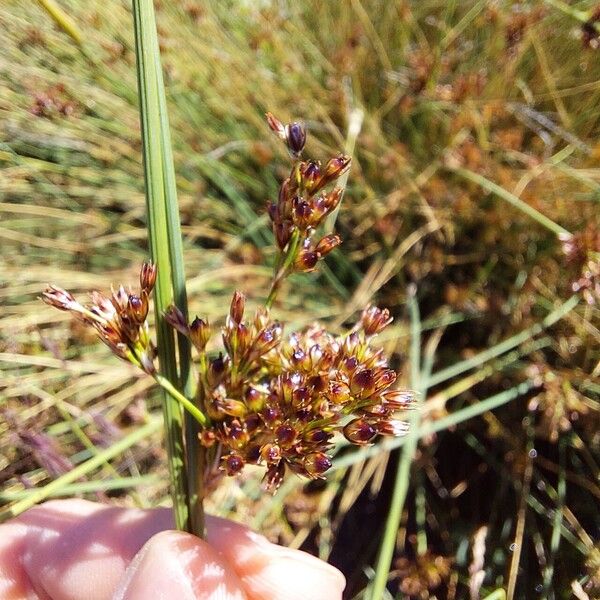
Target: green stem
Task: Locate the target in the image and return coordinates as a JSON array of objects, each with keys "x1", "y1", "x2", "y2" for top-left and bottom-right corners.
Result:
[
  {"x1": 151, "y1": 14, "x2": 202, "y2": 536},
  {"x1": 450, "y1": 166, "x2": 570, "y2": 237},
  {"x1": 35, "y1": 0, "x2": 83, "y2": 46},
  {"x1": 265, "y1": 229, "x2": 301, "y2": 309},
  {"x1": 0, "y1": 419, "x2": 162, "y2": 522},
  {"x1": 132, "y1": 0, "x2": 189, "y2": 532},
  {"x1": 154, "y1": 374, "x2": 209, "y2": 427},
  {"x1": 370, "y1": 288, "x2": 422, "y2": 598}
]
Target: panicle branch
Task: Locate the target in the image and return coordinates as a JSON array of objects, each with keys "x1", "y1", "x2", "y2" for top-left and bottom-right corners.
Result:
[{"x1": 265, "y1": 112, "x2": 350, "y2": 307}]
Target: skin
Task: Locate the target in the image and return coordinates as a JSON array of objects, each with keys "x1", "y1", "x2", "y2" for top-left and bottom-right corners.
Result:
[{"x1": 0, "y1": 499, "x2": 345, "y2": 600}]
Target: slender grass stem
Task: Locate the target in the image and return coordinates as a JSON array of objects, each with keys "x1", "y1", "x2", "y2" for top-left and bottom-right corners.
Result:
[
  {"x1": 450, "y1": 167, "x2": 571, "y2": 237},
  {"x1": 154, "y1": 374, "x2": 208, "y2": 427},
  {"x1": 149, "y1": 0, "x2": 203, "y2": 537},
  {"x1": 266, "y1": 228, "x2": 301, "y2": 309},
  {"x1": 370, "y1": 287, "x2": 422, "y2": 599},
  {"x1": 542, "y1": 434, "x2": 566, "y2": 596},
  {"x1": 0, "y1": 419, "x2": 162, "y2": 522},
  {"x1": 132, "y1": 0, "x2": 189, "y2": 532},
  {"x1": 35, "y1": 0, "x2": 82, "y2": 45}
]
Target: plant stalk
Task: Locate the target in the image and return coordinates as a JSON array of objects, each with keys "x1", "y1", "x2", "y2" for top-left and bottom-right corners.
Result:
[{"x1": 132, "y1": 0, "x2": 193, "y2": 533}]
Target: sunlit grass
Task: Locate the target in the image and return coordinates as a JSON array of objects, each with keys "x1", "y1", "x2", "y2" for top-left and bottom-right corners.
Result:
[{"x1": 1, "y1": 1, "x2": 598, "y2": 598}]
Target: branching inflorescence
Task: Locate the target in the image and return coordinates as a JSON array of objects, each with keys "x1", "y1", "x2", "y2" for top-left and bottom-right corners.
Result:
[{"x1": 42, "y1": 113, "x2": 414, "y2": 491}]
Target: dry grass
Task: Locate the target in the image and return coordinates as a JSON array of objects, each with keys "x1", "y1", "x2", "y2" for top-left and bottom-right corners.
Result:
[{"x1": 1, "y1": 1, "x2": 599, "y2": 598}]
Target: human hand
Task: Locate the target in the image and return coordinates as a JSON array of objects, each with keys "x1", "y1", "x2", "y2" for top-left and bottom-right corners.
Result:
[{"x1": 0, "y1": 499, "x2": 345, "y2": 600}]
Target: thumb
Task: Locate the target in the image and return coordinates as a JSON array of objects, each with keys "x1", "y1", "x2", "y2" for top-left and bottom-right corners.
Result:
[{"x1": 114, "y1": 530, "x2": 246, "y2": 600}]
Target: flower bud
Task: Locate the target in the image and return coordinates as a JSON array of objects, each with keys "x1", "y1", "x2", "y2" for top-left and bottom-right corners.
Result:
[
  {"x1": 374, "y1": 368, "x2": 397, "y2": 392},
  {"x1": 381, "y1": 389, "x2": 415, "y2": 410},
  {"x1": 139, "y1": 261, "x2": 157, "y2": 292},
  {"x1": 189, "y1": 317, "x2": 210, "y2": 351},
  {"x1": 322, "y1": 188, "x2": 342, "y2": 211},
  {"x1": 222, "y1": 453, "x2": 245, "y2": 476},
  {"x1": 299, "y1": 161, "x2": 322, "y2": 195},
  {"x1": 253, "y1": 322, "x2": 283, "y2": 356},
  {"x1": 274, "y1": 221, "x2": 293, "y2": 250},
  {"x1": 343, "y1": 418, "x2": 377, "y2": 445},
  {"x1": 112, "y1": 285, "x2": 129, "y2": 313},
  {"x1": 265, "y1": 112, "x2": 286, "y2": 138},
  {"x1": 292, "y1": 197, "x2": 313, "y2": 229},
  {"x1": 128, "y1": 294, "x2": 148, "y2": 324},
  {"x1": 285, "y1": 122, "x2": 306, "y2": 157},
  {"x1": 199, "y1": 429, "x2": 216, "y2": 447},
  {"x1": 221, "y1": 398, "x2": 247, "y2": 418},
  {"x1": 229, "y1": 291, "x2": 246, "y2": 324},
  {"x1": 360, "y1": 305, "x2": 393, "y2": 336},
  {"x1": 295, "y1": 250, "x2": 319, "y2": 272},
  {"x1": 315, "y1": 234, "x2": 341, "y2": 257},
  {"x1": 207, "y1": 354, "x2": 228, "y2": 386},
  {"x1": 164, "y1": 305, "x2": 188, "y2": 335},
  {"x1": 323, "y1": 154, "x2": 351, "y2": 182},
  {"x1": 267, "y1": 202, "x2": 279, "y2": 223},
  {"x1": 41, "y1": 285, "x2": 81, "y2": 312},
  {"x1": 303, "y1": 452, "x2": 332, "y2": 477}
]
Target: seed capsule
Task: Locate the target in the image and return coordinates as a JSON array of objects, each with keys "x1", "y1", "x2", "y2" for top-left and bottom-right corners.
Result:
[
  {"x1": 189, "y1": 317, "x2": 210, "y2": 351},
  {"x1": 360, "y1": 305, "x2": 393, "y2": 336},
  {"x1": 295, "y1": 250, "x2": 319, "y2": 272},
  {"x1": 303, "y1": 452, "x2": 332, "y2": 477},
  {"x1": 139, "y1": 261, "x2": 157, "y2": 292},
  {"x1": 222, "y1": 453, "x2": 245, "y2": 476},
  {"x1": 229, "y1": 291, "x2": 246, "y2": 324},
  {"x1": 343, "y1": 418, "x2": 377, "y2": 445},
  {"x1": 261, "y1": 443, "x2": 282, "y2": 464},
  {"x1": 275, "y1": 424, "x2": 297, "y2": 447},
  {"x1": 350, "y1": 368, "x2": 376, "y2": 396},
  {"x1": 285, "y1": 121, "x2": 306, "y2": 157},
  {"x1": 315, "y1": 234, "x2": 341, "y2": 257}
]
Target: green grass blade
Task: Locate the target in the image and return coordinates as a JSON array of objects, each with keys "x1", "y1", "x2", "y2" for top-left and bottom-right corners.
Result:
[
  {"x1": 150, "y1": 6, "x2": 203, "y2": 537},
  {"x1": 0, "y1": 475, "x2": 160, "y2": 502},
  {"x1": 450, "y1": 167, "x2": 570, "y2": 237},
  {"x1": 0, "y1": 419, "x2": 162, "y2": 521},
  {"x1": 370, "y1": 287, "x2": 423, "y2": 599},
  {"x1": 427, "y1": 295, "x2": 579, "y2": 387},
  {"x1": 132, "y1": 0, "x2": 189, "y2": 532}
]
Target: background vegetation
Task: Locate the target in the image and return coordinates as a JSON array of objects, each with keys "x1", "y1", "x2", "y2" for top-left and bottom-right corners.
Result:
[{"x1": 1, "y1": 1, "x2": 598, "y2": 598}]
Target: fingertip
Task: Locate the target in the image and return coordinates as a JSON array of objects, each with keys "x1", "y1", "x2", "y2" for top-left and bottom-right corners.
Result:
[
  {"x1": 205, "y1": 517, "x2": 345, "y2": 600},
  {"x1": 115, "y1": 530, "x2": 247, "y2": 600},
  {"x1": 0, "y1": 523, "x2": 42, "y2": 600}
]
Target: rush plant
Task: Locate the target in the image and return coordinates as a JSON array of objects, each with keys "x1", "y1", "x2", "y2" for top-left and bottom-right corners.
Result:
[{"x1": 41, "y1": 72, "x2": 414, "y2": 538}]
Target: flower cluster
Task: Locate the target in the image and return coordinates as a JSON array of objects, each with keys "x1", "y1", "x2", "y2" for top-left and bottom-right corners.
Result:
[
  {"x1": 560, "y1": 225, "x2": 600, "y2": 305},
  {"x1": 41, "y1": 263, "x2": 157, "y2": 373},
  {"x1": 265, "y1": 113, "x2": 350, "y2": 287},
  {"x1": 179, "y1": 293, "x2": 413, "y2": 490},
  {"x1": 42, "y1": 113, "x2": 414, "y2": 492}
]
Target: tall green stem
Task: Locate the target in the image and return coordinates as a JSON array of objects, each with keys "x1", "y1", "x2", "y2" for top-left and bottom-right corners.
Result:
[
  {"x1": 132, "y1": 0, "x2": 197, "y2": 533},
  {"x1": 370, "y1": 287, "x2": 423, "y2": 599}
]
